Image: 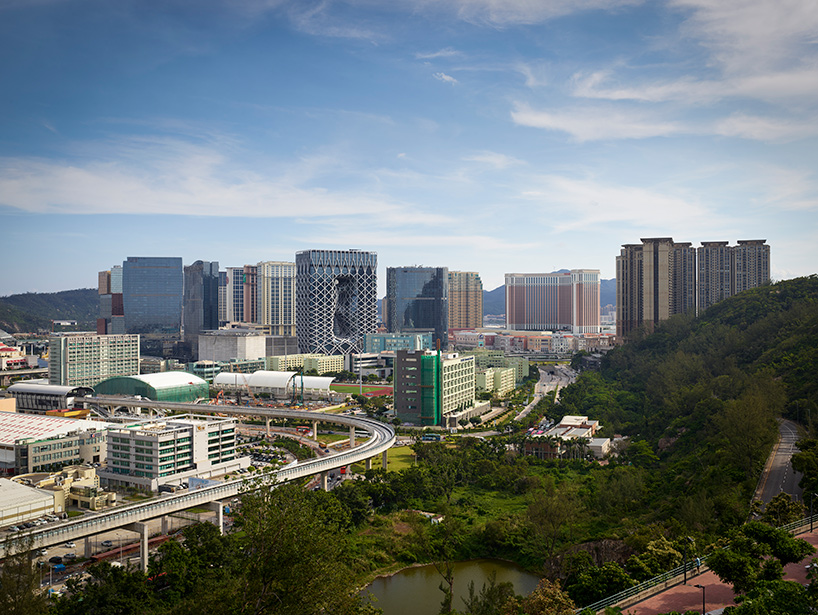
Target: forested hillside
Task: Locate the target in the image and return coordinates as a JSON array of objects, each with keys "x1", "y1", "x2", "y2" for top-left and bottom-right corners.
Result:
[
  {"x1": 561, "y1": 275, "x2": 818, "y2": 531},
  {"x1": 0, "y1": 288, "x2": 98, "y2": 332}
]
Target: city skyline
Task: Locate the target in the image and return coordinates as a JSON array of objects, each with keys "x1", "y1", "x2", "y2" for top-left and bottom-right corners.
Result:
[{"x1": 2, "y1": 1, "x2": 816, "y2": 297}]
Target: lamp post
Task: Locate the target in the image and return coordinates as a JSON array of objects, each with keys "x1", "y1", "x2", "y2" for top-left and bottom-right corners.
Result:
[
  {"x1": 694, "y1": 584, "x2": 705, "y2": 615},
  {"x1": 683, "y1": 536, "x2": 694, "y2": 584}
]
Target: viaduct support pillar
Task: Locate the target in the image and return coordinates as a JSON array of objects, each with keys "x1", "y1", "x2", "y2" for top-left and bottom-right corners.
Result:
[
  {"x1": 382, "y1": 450, "x2": 388, "y2": 470},
  {"x1": 366, "y1": 458, "x2": 372, "y2": 471},
  {"x1": 205, "y1": 501, "x2": 224, "y2": 535},
  {"x1": 265, "y1": 417, "x2": 271, "y2": 438},
  {"x1": 349, "y1": 426, "x2": 356, "y2": 448},
  {"x1": 312, "y1": 420, "x2": 319, "y2": 441},
  {"x1": 321, "y1": 471, "x2": 328, "y2": 491},
  {"x1": 124, "y1": 522, "x2": 149, "y2": 573},
  {"x1": 161, "y1": 515, "x2": 169, "y2": 536},
  {"x1": 84, "y1": 537, "x2": 92, "y2": 559}
]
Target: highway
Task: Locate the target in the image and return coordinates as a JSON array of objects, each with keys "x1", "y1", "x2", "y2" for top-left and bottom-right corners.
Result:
[{"x1": 1, "y1": 403, "x2": 395, "y2": 557}]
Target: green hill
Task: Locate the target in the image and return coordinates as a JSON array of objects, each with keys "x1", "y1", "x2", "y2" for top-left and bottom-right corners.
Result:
[{"x1": 0, "y1": 288, "x2": 99, "y2": 333}]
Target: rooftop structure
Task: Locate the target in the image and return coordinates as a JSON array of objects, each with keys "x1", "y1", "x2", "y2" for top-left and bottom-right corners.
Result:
[{"x1": 94, "y1": 372, "x2": 209, "y2": 403}]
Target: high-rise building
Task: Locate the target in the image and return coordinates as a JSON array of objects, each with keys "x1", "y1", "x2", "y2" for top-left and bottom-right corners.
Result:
[
  {"x1": 183, "y1": 260, "x2": 220, "y2": 359},
  {"x1": 617, "y1": 238, "x2": 770, "y2": 338},
  {"x1": 122, "y1": 257, "x2": 183, "y2": 334},
  {"x1": 733, "y1": 240, "x2": 770, "y2": 294},
  {"x1": 48, "y1": 333, "x2": 140, "y2": 388},
  {"x1": 505, "y1": 270, "x2": 600, "y2": 334},
  {"x1": 97, "y1": 265, "x2": 124, "y2": 335},
  {"x1": 221, "y1": 267, "x2": 245, "y2": 324},
  {"x1": 295, "y1": 249, "x2": 378, "y2": 355},
  {"x1": 243, "y1": 265, "x2": 258, "y2": 324},
  {"x1": 697, "y1": 241, "x2": 733, "y2": 312},
  {"x1": 448, "y1": 271, "x2": 483, "y2": 330},
  {"x1": 386, "y1": 267, "x2": 449, "y2": 349},
  {"x1": 257, "y1": 261, "x2": 296, "y2": 336},
  {"x1": 393, "y1": 349, "x2": 475, "y2": 427}
]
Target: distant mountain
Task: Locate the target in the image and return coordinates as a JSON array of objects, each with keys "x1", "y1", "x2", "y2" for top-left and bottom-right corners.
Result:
[
  {"x1": 483, "y1": 278, "x2": 616, "y2": 316},
  {"x1": 0, "y1": 288, "x2": 99, "y2": 333},
  {"x1": 600, "y1": 278, "x2": 616, "y2": 307}
]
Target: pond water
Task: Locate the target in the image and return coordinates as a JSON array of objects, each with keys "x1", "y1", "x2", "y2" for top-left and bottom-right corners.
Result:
[{"x1": 363, "y1": 559, "x2": 541, "y2": 615}]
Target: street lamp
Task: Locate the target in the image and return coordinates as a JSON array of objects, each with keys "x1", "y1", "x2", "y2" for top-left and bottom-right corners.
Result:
[
  {"x1": 683, "y1": 536, "x2": 694, "y2": 584},
  {"x1": 694, "y1": 584, "x2": 705, "y2": 615}
]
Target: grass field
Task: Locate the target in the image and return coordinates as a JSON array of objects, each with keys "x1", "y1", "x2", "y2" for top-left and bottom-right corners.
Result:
[
  {"x1": 351, "y1": 444, "x2": 414, "y2": 473},
  {"x1": 329, "y1": 383, "x2": 393, "y2": 398}
]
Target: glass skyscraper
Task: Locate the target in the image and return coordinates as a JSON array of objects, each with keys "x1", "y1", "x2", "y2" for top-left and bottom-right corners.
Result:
[
  {"x1": 386, "y1": 266, "x2": 449, "y2": 349},
  {"x1": 122, "y1": 256, "x2": 183, "y2": 334},
  {"x1": 183, "y1": 260, "x2": 220, "y2": 358}
]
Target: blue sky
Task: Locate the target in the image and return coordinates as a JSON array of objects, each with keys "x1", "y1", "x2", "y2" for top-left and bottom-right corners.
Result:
[{"x1": 1, "y1": 0, "x2": 816, "y2": 296}]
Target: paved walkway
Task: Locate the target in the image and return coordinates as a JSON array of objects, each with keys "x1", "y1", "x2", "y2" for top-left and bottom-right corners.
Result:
[{"x1": 621, "y1": 532, "x2": 818, "y2": 614}]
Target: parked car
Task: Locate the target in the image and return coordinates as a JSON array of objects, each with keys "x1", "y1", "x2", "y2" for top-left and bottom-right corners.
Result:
[
  {"x1": 101, "y1": 540, "x2": 113, "y2": 548},
  {"x1": 64, "y1": 541, "x2": 76, "y2": 548},
  {"x1": 48, "y1": 556, "x2": 62, "y2": 565},
  {"x1": 8, "y1": 526, "x2": 20, "y2": 532},
  {"x1": 63, "y1": 553, "x2": 77, "y2": 560}
]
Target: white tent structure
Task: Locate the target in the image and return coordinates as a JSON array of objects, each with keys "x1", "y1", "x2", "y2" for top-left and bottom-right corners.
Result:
[{"x1": 212, "y1": 370, "x2": 336, "y2": 401}]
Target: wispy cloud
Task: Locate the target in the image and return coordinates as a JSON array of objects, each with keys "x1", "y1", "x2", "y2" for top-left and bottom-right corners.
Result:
[
  {"x1": 419, "y1": 0, "x2": 644, "y2": 26},
  {"x1": 434, "y1": 72, "x2": 458, "y2": 84},
  {"x1": 415, "y1": 47, "x2": 461, "y2": 59},
  {"x1": 462, "y1": 151, "x2": 524, "y2": 169},
  {"x1": 522, "y1": 175, "x2": 717, "y2": 234},
  {"x1": 511, "y1": 103, "x2": 683, "y2": 141},
  {"x1": 714, "y1": 113, "x2": 818, "y2": 142}
]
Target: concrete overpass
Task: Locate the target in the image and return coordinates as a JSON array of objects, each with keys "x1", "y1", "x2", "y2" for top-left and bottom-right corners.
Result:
[{"x1": 2, "y1": 403, "x2": 395, "y2": 570}]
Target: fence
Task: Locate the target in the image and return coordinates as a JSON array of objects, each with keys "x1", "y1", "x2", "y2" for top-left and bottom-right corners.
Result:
[{"x1": 577, "y1": 513, "x2": 818, "y2": 614}]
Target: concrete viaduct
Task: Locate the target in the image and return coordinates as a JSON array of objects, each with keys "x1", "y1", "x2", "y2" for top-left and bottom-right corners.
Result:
[{"x1": 2, "y1": 400, "x2": 395, "y2": 571}]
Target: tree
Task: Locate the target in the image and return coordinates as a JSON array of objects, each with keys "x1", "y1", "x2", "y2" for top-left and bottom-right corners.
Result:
[
  {"x1": 0, "y1": 537, "x2": 49, "y2": 615},
  {"x1": 407, "y1": 514, "x2": 464, "y2": 613},
  {"x1": 501, "y1": 579, "x2": 575, "y2": 615},
  {"x1": 707, "y1": 521, "x2": 815, "y2": 596},
  {"x1": 459, "y1": 571, "x2": 516, "y2": 615}
]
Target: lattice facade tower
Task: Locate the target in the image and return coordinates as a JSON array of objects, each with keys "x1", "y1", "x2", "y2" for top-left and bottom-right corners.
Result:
[{"x1": 295, "y1": 249, "x2": 378, "y2": 355}]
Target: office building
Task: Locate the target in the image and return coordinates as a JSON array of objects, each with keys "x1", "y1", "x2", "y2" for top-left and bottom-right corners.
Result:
[
  {"x1": 198, "y1": 329, "x2": 267, "y2": 362},
  {"x1": 99, "y1": 414, "x2": 248, "y2": 492},
  {"x1": 122, "y1": 257, "x2": 184, "y2": 334},
  {"x1": 386, "y1": 266, "x2": 449, "y2": 349},
  {"x1": 48, "y1": 333, "x2": 140, "y2": 388},
  {"x1": 505, "y1": 270, "x2": 600, "y2": 334},
  {"x1": 393, "y1": 350, "x2": 476, "y2": 427},
  {"x1": 257, "y1": 261, "x2": 296, "y2": 336},
  {"x1": 618, "y1": 238, "x2": 771, "y2": 337},
  {"x1": 98, "y1": 265, "x2": 125, "y2": 335},
  {"x1": 364, "y1": 332, "x2": 432, "y2": 353},
  {"x1": 448, "y1": 271, "x2": 483, "y2": 330},
  {"x1": 221, "y1": 266, "x2": 245, "y2": 325},
  {"x1": 183, "y1": 260, "x2": 220, "y2": 359},
  {"x1": 295, "y1": 249, "x2": 378, "y2": 355}
]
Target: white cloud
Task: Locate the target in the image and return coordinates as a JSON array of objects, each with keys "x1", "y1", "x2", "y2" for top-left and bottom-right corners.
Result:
[
  {"x1": 524, "y1": 175, "x2": 715, "y2": 233},
  {"x1": 415, "y1": 47, "x2": 461, "y2": 59},
  {"x1": 434, "y1": 72, "x2": 458, "y2": 84},
  {"x1": 511, "y1": 103, "x2": 683, "y2": 141},
  {"x1": 670, "y1": 0, "x2": 818, "y2": 75},
  {"x1": 413, "y1": 0, "x2": 643, "y2": 26},
  {"x1": 462, "y1": 151, "x2": 523, "y2": 169},
  {"x1": 0, "y1": 138, "x2": 425, "y2": 221},
  {"x1": 714, "y1": 114, "x2": 818, "y2": 142}
]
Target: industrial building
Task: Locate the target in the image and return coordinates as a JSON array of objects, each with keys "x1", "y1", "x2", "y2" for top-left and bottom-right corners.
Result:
[
  {"x1": 7, "y1": 382, "x2": 94, "y2": 415},
  {"x1": 0, "y1": 412, "x2": 109, "y2": 475},
  {"x1": 0, "y1": 478, "x2": 56, "y2": 526}
]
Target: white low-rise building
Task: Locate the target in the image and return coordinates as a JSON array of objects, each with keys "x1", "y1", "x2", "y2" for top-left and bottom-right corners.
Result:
[{"x1": 0, "y1": 478, "x2": 56, "y2": 526}]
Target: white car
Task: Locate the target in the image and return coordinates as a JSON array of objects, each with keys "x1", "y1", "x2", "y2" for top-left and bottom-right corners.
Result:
[{"x1": 64, "y1": 541, "x2": 76, "y2": 548}]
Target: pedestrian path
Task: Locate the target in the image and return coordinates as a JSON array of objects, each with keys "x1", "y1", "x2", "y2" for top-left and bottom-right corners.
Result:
[{"x1": 620, "y1": 531, "x2": 818, "y2": 614}]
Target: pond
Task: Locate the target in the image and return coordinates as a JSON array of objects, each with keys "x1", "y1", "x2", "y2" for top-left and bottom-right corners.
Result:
[{"x1": 363, "y1": 559, "x2": 541, "y2": 615}]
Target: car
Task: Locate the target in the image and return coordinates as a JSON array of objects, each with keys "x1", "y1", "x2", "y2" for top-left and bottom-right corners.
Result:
[
  {"x1": 63, "y1": 553, "x2": 77, "y2": 560},
  {"x1": 100, "y1": 540, "x2": 113, "y2": 548},
  {"x1": 64, "y1": 541, "x2": 76, "y2": 548},
  {"x1": 8, "y1": 526, "x2": 20, "y2": 532},
  {"x1": 48, "y1": 556, "x2": 62, "y2": 565},
  {"x1": 38, "y1": 548, "x2": 48, "y2": 556}
]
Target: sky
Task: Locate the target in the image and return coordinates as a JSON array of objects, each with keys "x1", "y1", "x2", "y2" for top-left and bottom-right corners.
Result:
[{"x1": 1, "y1": 0, "x2": 816, "y2": 297}]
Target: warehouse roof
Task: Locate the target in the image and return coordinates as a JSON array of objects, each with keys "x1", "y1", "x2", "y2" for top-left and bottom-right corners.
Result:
[
  {"x1": 0, "y1": 478, "x2": 54, "y2": 509},
  {"x1": 0, "y1": 413, "x2": 108, "y2": 447}
]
